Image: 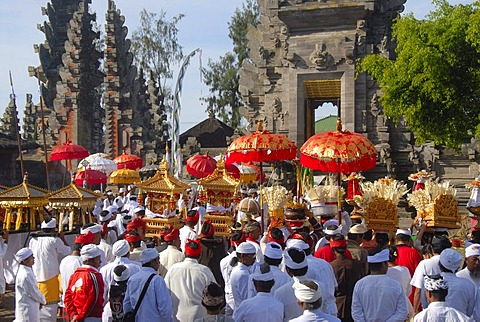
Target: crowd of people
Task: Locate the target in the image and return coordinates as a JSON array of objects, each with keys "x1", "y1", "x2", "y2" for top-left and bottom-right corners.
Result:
[{"x1": 5, "y1": 186, "x2": 480, "y2": 322}]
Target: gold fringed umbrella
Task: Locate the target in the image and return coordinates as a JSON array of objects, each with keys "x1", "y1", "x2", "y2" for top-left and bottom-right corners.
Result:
[{"x1": 109, "y1": 169, "x2": 140, "y2": 185}]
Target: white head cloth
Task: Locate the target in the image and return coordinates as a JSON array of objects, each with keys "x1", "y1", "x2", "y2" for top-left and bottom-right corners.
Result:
[
  {"x1": 41, "y1": 218, "x2": 57, "y2": 229},
  {"x1": 396, "y1": 228, "x2": 411, "y2": 236},
  {"x1": 292, "y1": 280, "x2": 322, "y2": 303},
  {"x1": 284, "y1": 247, "x2": 307, "y2": 269},
  {"x1": 140, "y1": 248, "x2": 159, "y2": 264},
  {"x1": 107, "y1": 205, "x2": 118, "y2": 214},
  {"x1": 367, "y1": 248, "x2": 390, "y2": 263},
  {"x1": 112, "y1": 240, "x2": 130, "y2": 257},
  {"x1": 80, "y1": 223, "x2": 103, "y2": 235},
  {"x1": 264, "y1": 242, "x2": 283, "y2": 259},
  {"x1": 440, "y1": 248, "x2": 462, "y2": 272},
  {"x1": 236, "y1": 242, "x2": 256, "y2": 254},
  {"x1": 113, "y1": 265, "x2": 131, "y2": 282},
  {"x1": 99, "y1": 211, "x2": 112, "y2": 222},
  {"x1": 466, "y1": 244, "x2": 480, "y2": 258},
  {"x1": 286, "y1": 238, "x2": 310, "y2": 250},
  {"x1": 80, "y1": 244, "x2": 102, "y2": 261},
  {"x1": 251, "y1": 264, "x2": 274, "y2": 282},
  {"x1": 15, "y1": 248, "x2": 33, "y2": 263}
]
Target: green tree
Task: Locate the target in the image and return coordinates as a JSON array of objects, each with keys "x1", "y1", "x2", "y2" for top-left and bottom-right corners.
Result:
[
  {"x1": 358, "y1": 0, "x2": 480, "y2": 148},
  {"x1": 202, "y1": 0, "x2": 260, "y2": 130},
  {"x1": 131, "y1": 9, "x2": 184, "y2": 98}
]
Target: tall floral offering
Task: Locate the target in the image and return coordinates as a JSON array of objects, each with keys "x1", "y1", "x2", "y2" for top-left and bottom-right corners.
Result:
[
  {"x1": 354, "y1": 177, "x2": 408, "y2": 231},
  {"x1": 306, "y1": 175, "x2": 345, "y2": 219},
  {"x1": 262, "y1": 185, "x2": 292, "y2": 227},
  {"x1": 407, "y1": 180, "x2": 459, "y2": 229}
]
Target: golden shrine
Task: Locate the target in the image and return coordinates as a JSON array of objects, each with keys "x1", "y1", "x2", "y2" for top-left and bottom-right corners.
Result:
[
  {"x1": 47, "y1": 184, "x2": 101, "y2": 232},
  {"x1": 0, "y1": 175, "x2": 49, "y2": 231},
  {"x1": 136, "y1": 157, "x2": 190, "y2": 237},
  {"x1": 197, "y1": 157, "x2": 239, "y2": 236}
]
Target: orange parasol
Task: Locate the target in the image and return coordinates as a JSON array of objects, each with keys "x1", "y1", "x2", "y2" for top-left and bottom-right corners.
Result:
[
  {"x1": 300, "y1": 118, "x2": 377, "y2": 221},
  {"x1": 113, "y1": 152, "x2": 143, "y2": 170},
  {"x1": 109, "y1": 168, "x2": 140, "y2": 185}
]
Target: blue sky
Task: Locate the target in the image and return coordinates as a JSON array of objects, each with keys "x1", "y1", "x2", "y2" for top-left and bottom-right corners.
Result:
[{"x1": 0, "y1": 0, "x2": 475, "y2": 133}]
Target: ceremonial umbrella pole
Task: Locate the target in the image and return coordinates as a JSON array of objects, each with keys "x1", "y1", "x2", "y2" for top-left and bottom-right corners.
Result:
[
  {"x1": 226, "y1": 121, "x2": 297, "y2": 231},
  {"x1": 50, "y1": 141, "x2": 89, "y2": 187},
  {"x1": 300, "y1": 118, "x2": 377, "y2": 223}
]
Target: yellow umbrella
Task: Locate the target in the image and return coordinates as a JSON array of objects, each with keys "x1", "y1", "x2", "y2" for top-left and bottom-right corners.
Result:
[{"x1": 109, "y1": 169, "x2": 140, "y2": 185}]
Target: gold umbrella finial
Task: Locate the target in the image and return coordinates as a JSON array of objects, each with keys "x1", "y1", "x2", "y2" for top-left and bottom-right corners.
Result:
[
  {"x1": 257, "y1": 120, "x2": 264, "y2": 132},
  {"x1": 336, "y1": 118, "x2": 343, "y2": 131}
]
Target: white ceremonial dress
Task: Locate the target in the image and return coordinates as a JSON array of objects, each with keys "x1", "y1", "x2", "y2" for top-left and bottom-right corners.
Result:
[
  {"x1": 352, "y1": 274, "x2": 408, "y2": 322},
  {"x1": 220, "y1": 251, "x2": 237, "y2": 315},
  {"x1": 289, "y1": 309, "x2": 341, "y2": 322},
  {"x1": 159, "y1": 245, "x2": 185, "y2": 277},
  {"x1": 457, "y1": 267, "x2": 480, "y2": 288},
  {"x1": 441, "y1": 271, "x2": 476, "y2": 316},
  {"x1": 59, "y1": 255, "x2": 82, "y2": 306},
  {"x1": 387, "y1": 265, "x2": 413, "y2": 316},
  {"x1": 123, "y1": 267, "x2": 172, "y2": 322},
  {"x1": 410, "y1": 255, "x2": 441, "y2": 309},
  {"x1": 98, "y1": 239, "x2": 114, "y2": 264},
  {"x1": 414, "y1": 301, "x2": 473, "y2": 322},
  {"x1": 247, "y1": 265, "x2": 291, "y2": 298},
  {"x1": 306, "y1": 255, "x2": 338, "y2": 316},
  {"x1": 230, "y1": 262, "x2": 252, "y2": 309},
  {"x1": 233, "y1": 292, "x2": 283, "y2": 322},
  {"x1": 0, "y1": 237, "x2": 8, "y2": 294},
  {"x1": 179, "y1": 225, "x2": 198, "y2": 252},
  {"x1": 165, "y1": 257, "x2": 216, "y2": 322},
  {"x1": 29, "y1": 236, "x2": 71, "y2": 282},
  {"x1": 14, "y1": 264, "x2": 46, "y2": 322}
]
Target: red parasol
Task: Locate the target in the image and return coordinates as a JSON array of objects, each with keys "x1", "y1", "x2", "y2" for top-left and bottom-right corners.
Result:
[
  {"x1": 113, "y1": 152, "x2": 143, "y2": 170},
  {"x1": 187, "y1": 154, "x2": 240, "y2": 179},
  {"x1": 74, "y1": 169, "x2": 107, "y2": 186},
  {"x1": 50, "y1": 141, "x2": 89, "y2": 161},
  {"x1": 300, "y1": 118, "x2": 377, "y2": 221}
]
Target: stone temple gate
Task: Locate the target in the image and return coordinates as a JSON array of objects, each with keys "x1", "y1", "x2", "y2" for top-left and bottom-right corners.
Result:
[{"x1": 239, "y1": 0, "x2": 480, "y2": 206}]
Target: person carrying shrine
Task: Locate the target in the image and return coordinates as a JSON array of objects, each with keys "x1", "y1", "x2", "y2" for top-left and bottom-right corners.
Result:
[{"x1": 159, "y1": 225, "x2": 185, "y2": 277}]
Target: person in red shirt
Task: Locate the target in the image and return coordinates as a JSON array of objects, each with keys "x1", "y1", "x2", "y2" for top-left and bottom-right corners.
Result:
[
  {"x1": 64, "y1": 244, "x2": 104, "y2": 322},
  {"x1": 314, "y1": 224, "x2": 352, "y2": 262},
  {"x1": 394, "y1": 228, "x2": 421, "y2": 304}
]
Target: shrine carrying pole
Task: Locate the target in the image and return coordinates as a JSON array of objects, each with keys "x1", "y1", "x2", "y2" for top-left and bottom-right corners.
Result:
[
  {"x1": 171, "y1": 48, "x2": 201, "y2": 177},
  {"x1": 36, "y1": 73, "x2": 51, "y2": 191}
]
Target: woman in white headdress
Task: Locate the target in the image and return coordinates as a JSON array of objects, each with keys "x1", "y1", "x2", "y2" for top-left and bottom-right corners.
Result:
[{"x1": 13, "y1": 247, "x2": 46, "y2": 322}]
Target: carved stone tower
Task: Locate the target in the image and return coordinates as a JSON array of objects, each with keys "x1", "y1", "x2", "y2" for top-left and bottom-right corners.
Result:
[{"x1": 239, "y1": 0, "x2": 408, "y2": 179}]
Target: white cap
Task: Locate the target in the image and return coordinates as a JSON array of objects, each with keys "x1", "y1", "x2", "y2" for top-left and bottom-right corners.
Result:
[
  {"x1": 264, "y1": 242, "x2": 283, "y2": 259},
  {"x1": 99, "y1": 211, "x2": 112, "y2": 222},
  {"x1": 440, "y1": 249, "x2": 462, "y2": 272},
  {"x1": 284, "y1": 247, "x2": 307, "y2": 269},
  {"x1": 324, "y1": 225, "x2": 343, "y2": 236},
  {"x1": 112, "y1": 240, "x2": 130, "y2": 257},
  {"x1": 248, "y1": 188, "x2": 257, "y2": 194},
  {"x1": 80, "y1": 244, "x2": 102, "y2": 261},
  {"x1": 129, "y1": 195, "x2": 137, "y2": 200},
  {"x1": 251, "y1": 264, "x2": 274, "y2": 282},
  {"x1": 107, "y1": 205, "x2": 118, "y2": 214},
  {"x1": 466, "y1": 244, "x2": 480, "y2": 258},
  {"x1": 140, "y1": 248, "x2": 159, "y2": 264},
  {"x1": 15, "y1": 248, "x2": 33, "y2": 263},
  {"x1": 349, "y1": 224, "x2": 368, "y2": 234},
  {"x1": 286, "y1": 239, "x2": 309, "y2": 250},
  {"x1": 293, "y1": 280, "x2": 322, "y2": 303},
  {"x1": 236, "y1": 242, "x2": 256, "y2": 254},
  {"x1": 41, "y1": 218, "x2": 57, "y2": 229},
  {"x1": 367, "y1": 249, "x2": 390, "y2": 263},
  {"x1": 134, "y1": 206, "x2": 145, "y2": 213},
  {"x1": 396, "y1": 228, "x2": 411, "y2": 236},
  {"x1": 113, "y1": 265, "x2": 131, "y2": 282},
  {"x1": 323, "y1": 219, "x2": 339, "y2": 229},
  {"x1": 119, "y1": 188, "x2": 126, "y2": 193},
  {"x1": 80, "y1": 223, "x2": 103, "y2": 235},
  {"x1": 106, "y1": 191, "x2": 114, "y2": 196}
]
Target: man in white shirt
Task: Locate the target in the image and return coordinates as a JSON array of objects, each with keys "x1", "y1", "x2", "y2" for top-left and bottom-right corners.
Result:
[
  {"x1": 165, "y1": 239, "x2": 216, "y2": 322},
  {"x1": 352, "y1": 248, "x2": 408, "y2": 322},
  {"x1": 410, "y1": 235, "x2": 451, "y2": 313},
  {"x1": 80, "y1": 223, "x2": 107, "y2": 268},
  {"x1": 103, "y1": 190, "x2": 115, "y2": 209},
  {"x1": 123, "y1": 248, "x2": 172, "y2": 321},
  {"x1": 457, "y1": 243, "x2": 480, "y2": 288},
  {"x1": 438, "y1": 248, "x2": 476, "y2": 317},
  {"x1": 233, "y1": 263, "x2": 284, "y2": 322},
  {"x1": 159, "y1": 226, "x2": 185, "y2": 277},
  {"x1": 98, "y1": 210, "x2": 114, "y2": 264},
  {"x1": 414, "y1": 274, "x2": 473, "y2": 322},
  {"x1": 230, "y1": 242, "x2": 257, "y2": 311},
  {"x1": 290, "y1": 280, "x2": 340, "y2": 322},
  {"x1": 29, "y1": 218, "x2": 71, "y2": 321},
  {"x1": 114, "y1": 187, "x2": 126, "y2": 209},
  {"x1": 179, "y1": 210, "x2": 199, "y2": 252},
  {"x1": 263, "y1": 242, "x2": 291, "y2": 293}
]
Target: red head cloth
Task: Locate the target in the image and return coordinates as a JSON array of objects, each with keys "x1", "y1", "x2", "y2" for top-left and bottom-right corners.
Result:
[
  {"x1": 160, "y1": 225, "x2": 174, "y2": 239},
  {"x1": 230, "y1": 230, "x2": 246, "y2": 248},
  {"x1": 268, "y1": 230, "x2": 285, "y2": 245},
  {"x1": 127, "y1": 218, "x2": 147, "y2": 231},
  {"x1": 75, "y1": 231, "x2": 95, "y2": 245},
  {"x1": 330, "y1": 239, "x2": 347, "y2": 248},
  {"x1": 186, "y1": 210, "x2": 200, "y2": 223},
  {"x1": 185, "y1": 239, "x2": 202, "y2": 257},
  {"x1": 124, "y1": 231, "x2": 142, "y2": 244},
  {"x1": 164, "y1": 227, "x2": 180, "y2": 242},
  {"x1": 201, "y1": 220, "x2": 215, "y2": 238}
]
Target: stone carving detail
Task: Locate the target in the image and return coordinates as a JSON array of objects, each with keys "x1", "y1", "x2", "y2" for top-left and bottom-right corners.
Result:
[{"x1": 309, "y1": 44, "x2": 329, "y2": 69}]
